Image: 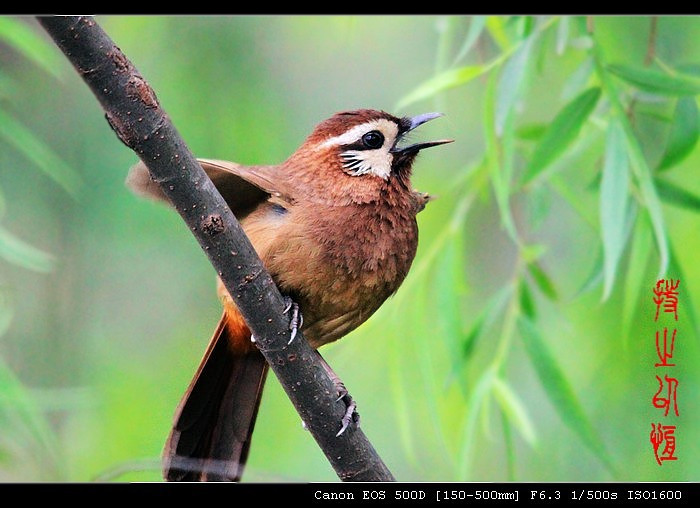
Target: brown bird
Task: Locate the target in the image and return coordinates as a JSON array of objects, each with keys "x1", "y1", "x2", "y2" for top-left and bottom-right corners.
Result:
[{"x1": 127, "y1": 109, "x2": 452, "y2": 481}]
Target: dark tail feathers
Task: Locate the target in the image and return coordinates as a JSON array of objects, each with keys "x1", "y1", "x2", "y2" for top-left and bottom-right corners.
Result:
[{"x1": 163, "y1": 314, "x2": 268, "y2": 481}]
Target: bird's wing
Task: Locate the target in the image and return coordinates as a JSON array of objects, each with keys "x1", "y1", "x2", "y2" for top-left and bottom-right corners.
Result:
[
  {"x1": 198, "y1": 159, "x2": 296, "y2": 206},
  {"x1": 126, "y1": 158, "x2": 293, "y2": 218}
]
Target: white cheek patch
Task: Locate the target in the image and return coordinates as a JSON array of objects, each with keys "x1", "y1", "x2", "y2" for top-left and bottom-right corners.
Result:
[
  {"x1": 317, "y1": 119, "x2": 399, "y2": 180},
  {"x1": 340, "y1": 149, "x2": 392, "y2": 179}
]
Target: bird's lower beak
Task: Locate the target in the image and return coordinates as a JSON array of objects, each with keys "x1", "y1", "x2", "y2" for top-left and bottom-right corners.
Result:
[{"x1": 390, "y1": 112, "x2": 454, "y2": 155}]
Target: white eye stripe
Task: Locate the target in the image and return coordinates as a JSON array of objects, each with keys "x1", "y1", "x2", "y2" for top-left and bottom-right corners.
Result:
[
  {"x1": 318, "y1": 119, "x2": 399, "y2": 148},
  {"x1": 317, "y1": 118, "x2": 398, "y2": 180}
]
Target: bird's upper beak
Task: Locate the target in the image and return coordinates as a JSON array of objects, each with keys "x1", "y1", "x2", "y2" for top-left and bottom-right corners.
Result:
[{"x1": 390, "y1": 112, "x2": 454, "y2": 155}]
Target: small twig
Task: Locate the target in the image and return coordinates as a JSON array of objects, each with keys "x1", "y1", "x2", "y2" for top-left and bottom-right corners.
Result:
[
  {"x1": 626, "y1": 17, "x2": 659, "y2": 127},
  {"x1": 91, "y1": 458, "x2": 162, "y2": 482},
  {"x1": 37, "y1": 15, "x2": 394, "y2": 482},
  {"x1": 645, "y1": 16, "x2": 658, "y2": 67}
]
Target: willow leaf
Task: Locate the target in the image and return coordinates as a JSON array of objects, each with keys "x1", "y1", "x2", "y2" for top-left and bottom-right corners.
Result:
[
  {"x1": 495, "y1": 33, "x2": 535, "y2": 136},
  {"x1": 555, "y1": 16, "x2": 569, "y2": 55},
  {"x1": 452, "y1": 16, "x2": 487, "y2": 65},
  {"x1": 0, "y1": 109, "x2": 84, "y2": 198},
  {"x1": 562, "y1": 57, "x2": 594, "y2": 101},
  {"x1": 526, "y1": 261, "x2": 557, "y2": 300},
  {"x1": 492, "y1": 377, "x2": 537, "y2": 446},
  {"x1": 519, "y1": 279, "x2": 537, "y2": 318},
  {"x1": 669, "y1": 243, "x2": 699, "y2": 341},
  {"x1": 524, "y1": 87, "x2": 601, "y2": 184},
  {"x1": 457, "y1": 367, "x2": 496, "y2": 480},
  {"x1": 485, "y1": 16, "x2": 510, "y2": 50},
  {"x1": 574, "y1": 247, "x2": 603, "y2": 298},
  {"x1": 396, "y1": 57, "x2": 505, "y2": 110},
  {"x1": 484, "y1": 71, "x2": 519, "y2": 243},
  {"x1": 608, "y1": 64, "x2": 700, "y2": 96},
  {"x1": 600, "y1": 120, "x2": 630, "y2": 301},
  {"x1": 621, "y1": 215, "x2": 652, "y2": 348},
  {"x1": 595, "y1": 46, "x2": 671, "y2": 280},
  {"x1": 657, "y1": 97, "x2": 699, "y2": 171},
  {"x1": 655, "y1": 177, "x2": 700, "y2": 211},
  {"x1": 0, "y1": 357, "x2": 61, "y2": 474},
  {"x1": 0, "y1": 224, "x2": 55, "y2": 273},
  {"x1": 516, "y1": 123, "x2": 547, "y2": 141},
  {"x1": 0, "y1": 16, "x2": 63, "y2": 80},
  {"x1": 518, "y1": 317, "x2": 616, "y2": 475}
]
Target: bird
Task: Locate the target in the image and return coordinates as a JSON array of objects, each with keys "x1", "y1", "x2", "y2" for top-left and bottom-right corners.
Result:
[{"x1": 126, "y1": 108, "x2": 452, "y2": 482}]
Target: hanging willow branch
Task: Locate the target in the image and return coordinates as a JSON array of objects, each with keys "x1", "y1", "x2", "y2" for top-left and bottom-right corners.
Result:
[{"x1": 37, "y1": 15, "x2": 394, "y2": 482}]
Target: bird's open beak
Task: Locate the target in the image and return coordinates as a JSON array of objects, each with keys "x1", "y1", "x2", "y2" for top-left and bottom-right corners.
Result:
[{"x1": 390, "y1": 112, "x2": 454, "y2": 155}]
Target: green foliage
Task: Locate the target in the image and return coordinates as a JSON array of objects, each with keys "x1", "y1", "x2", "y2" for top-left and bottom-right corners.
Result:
[
  {"x1": 0, "y1": 17, "x2": 63, "y2": 80},
  {"x1": 0, "y1": 225, "x2": 55, "y2": 272},
  {"x1": 389, "y1": 14, "x2": 700, "y2": 482},
  {"x1": 0, "y1": 356, "x2": 63, "y2": 481},
  {"x1": 491, "y1": 376, "x2": 536, "y2": 447},
  {"x1": 0, "y1": 16, "x2": 79, "y2": 480},
  {"x1": 0, "y1": 16, "x2": 81, "y2": 277},
  {"x1": 608, "y1": 64, "x2": 700, "y2": 96},
  {"x1": 518, "y1": 317, "x2": 614, "y2": 473},
  {"x1": 451, "y1": 16, "x2": 486, "y2": 66},
  {"x1": 657, "y1": 97, "x2": 699, "y2": 171},
  {"x1": 599, "y1": 120, "x2": 630, "y2": 300},
  {"x1": 396, "y1": 56, "x2": 506, "y2": 111},
  {"x1": 524, "y1": 87, "x2": 601, "y2": 183},
  {"x1": 526, "y1": 261, "x2": 558, "y2": 300},
  {"x1": 0, "y1": 109, "x2": 84, "y2": 198},
  {"x1": 656, "y1": 177, "x2": 700, "y2": 210},
  {"x1": 621, "y1": 214, "x2": 652, "y2": 346}
]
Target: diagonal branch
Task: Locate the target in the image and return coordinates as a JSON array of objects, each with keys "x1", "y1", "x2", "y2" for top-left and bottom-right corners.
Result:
[{"x1": 37, "y1": 15, "x2": 394, "y2": 482}]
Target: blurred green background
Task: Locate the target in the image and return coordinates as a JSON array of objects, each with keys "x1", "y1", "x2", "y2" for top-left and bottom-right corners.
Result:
[{"x1": 1, "y1": 15, "x2": 699, "y2": 482}]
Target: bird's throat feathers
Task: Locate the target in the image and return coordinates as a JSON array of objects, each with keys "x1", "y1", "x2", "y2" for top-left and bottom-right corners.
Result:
[{"x1": 284, "y1": 149, "x2": 414, "y2": 207}]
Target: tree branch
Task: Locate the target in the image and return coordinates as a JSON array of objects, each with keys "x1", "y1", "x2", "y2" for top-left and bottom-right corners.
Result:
[{"x1": 37, "y1": 15, "x2": 394, "y2": 482}]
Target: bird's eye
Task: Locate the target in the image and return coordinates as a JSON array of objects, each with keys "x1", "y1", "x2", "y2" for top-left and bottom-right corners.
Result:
[{"x1": 361, "y1": 130, "x2": 384, "y2": 149}]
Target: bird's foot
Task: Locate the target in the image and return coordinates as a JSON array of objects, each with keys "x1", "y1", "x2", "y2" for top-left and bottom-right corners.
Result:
[
  {"x1": 336, "y1": 390, "x2": 359, "y2": 437},
  {"x1": 283, "y1": 295, "x2": 303, "y2": 344},
  {"x1": 316, "y1": 352, "x2": 360, "y2": 436}
]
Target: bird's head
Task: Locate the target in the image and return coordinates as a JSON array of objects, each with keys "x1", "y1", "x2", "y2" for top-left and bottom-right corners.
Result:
[{"x1": 285, "y1": 109, "x2": 452, "y2": 205}]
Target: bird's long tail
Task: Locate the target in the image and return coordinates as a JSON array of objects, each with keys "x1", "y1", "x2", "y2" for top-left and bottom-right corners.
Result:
[{"x1": 163, "y1": 311, "x2": 268, "y2": 481}]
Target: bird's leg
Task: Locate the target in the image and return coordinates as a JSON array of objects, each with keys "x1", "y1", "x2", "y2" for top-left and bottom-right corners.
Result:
[
  {"x1": 280, "y1": 296, "x2": 357, "y2": 435},
  {"x1": 283, "y1": 295, "x2": 303, "y2": 344},
  {"x1": 251, "y1": 295, "x2": 302, "y2": 345},
  {"x1": 316, "y1": 351, "x2": 360, "y2": 437}
]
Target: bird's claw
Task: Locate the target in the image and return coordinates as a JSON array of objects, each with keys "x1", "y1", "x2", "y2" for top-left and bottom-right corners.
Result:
[
  {"x1": 334, "y1": 381, "x2": 348, "y2": 402},
  {"x1": 283, "y1": 296, "x2": 303, "y2": 344},
  {"x1": 314, "y1": 345, "x2": 360, "y2": 436},
  {"x1": 332, "y1": 378, "x2": 359, "y2": 436},
  {"x1": 336, "y1": 394, "x2": 360, "y2": 437}
]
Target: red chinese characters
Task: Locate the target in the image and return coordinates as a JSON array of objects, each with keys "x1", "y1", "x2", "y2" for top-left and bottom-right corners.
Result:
[
  {"x1": 654, "y1": 328, "x2": 676, "y2": 367},
  {"x1": 653, "y1": 279, "x2": 679, "y2": 321},
  {"x1": 650, "y1": 279, "x2": 680, "y2": 465},
  {"x1": 650, "y1": 423, "x2": 677, "y2": 465},
  {"x1": 652, "y1": 374, "x2": 679, "y2": 417}
]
